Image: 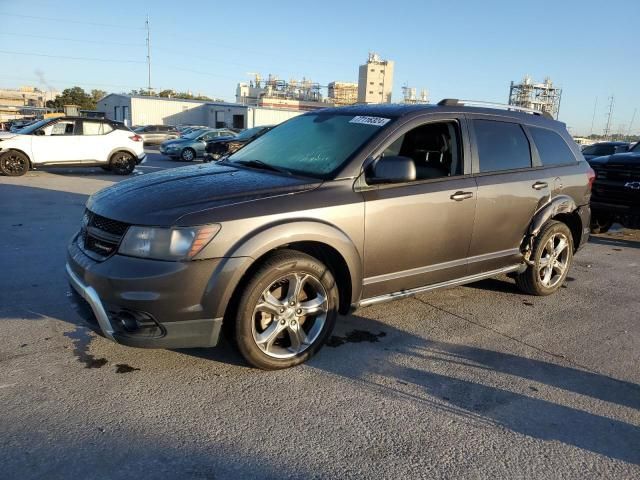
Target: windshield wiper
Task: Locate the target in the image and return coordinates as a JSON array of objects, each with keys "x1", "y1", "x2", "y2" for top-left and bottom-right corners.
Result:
[{"x1": 232, "y1": 159, "x2": 291, "y2": 175}]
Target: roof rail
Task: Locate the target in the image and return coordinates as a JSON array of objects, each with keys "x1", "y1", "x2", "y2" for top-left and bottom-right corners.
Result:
[{"x1": 437, "y1": 99, "x2": 554, "y2": 119}]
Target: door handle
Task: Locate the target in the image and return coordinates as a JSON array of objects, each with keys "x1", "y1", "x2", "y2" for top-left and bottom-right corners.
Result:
[
  {"x1": 532, "y1": 181, "x2": 548, "y2": 190},
  {"x1": 450, "y1": 191, "x2": 474, "y2": 201}
]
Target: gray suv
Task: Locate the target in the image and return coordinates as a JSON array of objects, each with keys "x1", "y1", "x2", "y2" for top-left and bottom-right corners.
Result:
[{"x1": 67, "y1": 100, "x2": 593, "y2": 369}]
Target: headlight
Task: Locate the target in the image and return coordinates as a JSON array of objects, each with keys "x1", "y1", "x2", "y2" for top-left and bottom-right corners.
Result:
[{"x1": 118, "y1": 225, "x2": 220, "y2": 260}]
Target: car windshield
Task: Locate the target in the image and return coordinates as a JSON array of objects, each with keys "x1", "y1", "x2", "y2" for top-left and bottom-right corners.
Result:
[
  {"x1": 235, "y1": 127, "x2": 263, "y2": 141},
  {"x1": 227, "y1": 113, "x2": 393, "y2": 178},
  {"x1": 18, "y1": 119, "x2": 51, "y2": 134}
]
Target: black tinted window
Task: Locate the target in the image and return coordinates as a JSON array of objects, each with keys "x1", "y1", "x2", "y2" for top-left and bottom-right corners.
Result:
[
  {"x1": 474, "y1": 120, "x2": 531, "y2": 172},
  {"x1": 529, "y1": 127, "x2": 576, "y2": 166},
  {"x1": 583, "y1": 144, "x2": 614, "y2": 156}
]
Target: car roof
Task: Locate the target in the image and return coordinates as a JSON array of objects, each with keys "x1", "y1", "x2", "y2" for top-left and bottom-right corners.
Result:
[{"x1": 308, "y1": 102, "x2": 563, "y2": 127}]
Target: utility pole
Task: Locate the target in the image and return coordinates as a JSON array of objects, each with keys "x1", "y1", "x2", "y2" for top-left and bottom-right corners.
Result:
[
  {"x1": 145, "y1": 16, "x2": 151, "y2": 95},
  {"x1": 603, "y1": 95, "x2": 614, "y2": 140},
  {"x1": 589, "y1": 97, "x2": 597, "y2": 137}
]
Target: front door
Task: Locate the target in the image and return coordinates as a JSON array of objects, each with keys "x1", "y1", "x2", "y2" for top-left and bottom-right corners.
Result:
[
  {"x1": 31, "y1": 118, "x2": 81, "y2": 164},
  {"x1": 361, "y1": 118, "x2": 477, "y2": 299}
]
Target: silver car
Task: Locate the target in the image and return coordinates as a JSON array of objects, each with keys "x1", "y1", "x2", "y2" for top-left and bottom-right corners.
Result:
[
  {"x1": 159, "y1": 128, "x2": 237, "y2": 161},
  {"x1": 133, "y1": 125, "x2": 180, "y2": 144}
]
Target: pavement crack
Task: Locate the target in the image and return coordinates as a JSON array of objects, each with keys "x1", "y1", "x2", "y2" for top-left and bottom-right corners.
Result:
[{"x1": 412, "y1": 296, "x2": 598, "y2": 374}]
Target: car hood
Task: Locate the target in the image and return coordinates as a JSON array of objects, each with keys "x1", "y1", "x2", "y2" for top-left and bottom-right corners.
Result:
[
  {"x1": 588, "y1": 151, "x2": 640, "y2": 168},
  {"x1": 0, "y1": 131, "x2": 18, "y2": 140},
  {"x1": 86, "y1": 163, "x2": 321, "y2": 226}
]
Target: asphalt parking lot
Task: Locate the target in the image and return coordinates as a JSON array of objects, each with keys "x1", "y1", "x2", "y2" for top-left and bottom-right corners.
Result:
[{"x1": 1, "y1": 149, "x2": 639, "y2": 479}]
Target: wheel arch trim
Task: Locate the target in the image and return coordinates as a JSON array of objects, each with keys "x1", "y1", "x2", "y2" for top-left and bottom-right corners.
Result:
[
  {"x1": 529, "y1": 195, "x2": 578, "y2": 237},
  {"x1": 200, "y1": 220, "x2": 363, "y2": 320}
]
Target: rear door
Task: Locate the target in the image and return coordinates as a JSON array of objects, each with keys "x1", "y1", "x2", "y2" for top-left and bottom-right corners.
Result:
[
  {"x1": 466, "y1": 116, "x2": 550, "y2": 274},
  {"x1": 526, "y1": 125, "x2": 585, "y2": 205},
  {"x1": 74, "y1": 120, "x2": 116, "y2": 162}
]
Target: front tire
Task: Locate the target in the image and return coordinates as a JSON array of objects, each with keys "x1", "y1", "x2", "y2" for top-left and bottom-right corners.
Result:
[
  {"x1": 590, "y1": 214, "x2": 613, "y2": 234},
  {"x1": 109, "y1": 152, "x2": 136, "y2": 175},
  {"x1": 234, "y1": 250, "x2": 338, "y2": 370},
  {"x1": 516, "y1": 220, "x2": 573, "y2": 296},
  {"x1": 180, "y1": 148, "x2": 196, "y2": 162},
  {"x1": 0, "y1": 150, "x2": 29, "y2": 176}
]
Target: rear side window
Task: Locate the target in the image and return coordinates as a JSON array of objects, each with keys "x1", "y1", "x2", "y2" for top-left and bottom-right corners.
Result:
[
  {"x1": 529, "y1": 127, "x2": 576, "y2": 165},
  {"x1": 82, "y1": 121, "x2": 103, "y2": 135},
  {"x1": 474, "y1": 120, "x2": 531, "y2": 172}
]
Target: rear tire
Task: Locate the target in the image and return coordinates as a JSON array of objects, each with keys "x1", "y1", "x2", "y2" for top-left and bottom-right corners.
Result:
[
  {"x1": 516, "y1": 221, "x2": 573, "y2": 296},
  {"x1": 109, "y1": 152, "x2": 136, "y2": 175},
  {"x1": 0, "y1": 150, "x2": 29, "y2": 176},
  {"x1": 233, "y1": 250, "x2": 339, "y2": 370}
]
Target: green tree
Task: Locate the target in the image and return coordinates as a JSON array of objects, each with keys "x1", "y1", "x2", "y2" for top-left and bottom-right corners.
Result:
[
  {"x1": 90, "y1": 89, "x2": 107, "y2": 103},
  {"x1": 46, "y1": 86, "x2": 96, "y2": 110}
]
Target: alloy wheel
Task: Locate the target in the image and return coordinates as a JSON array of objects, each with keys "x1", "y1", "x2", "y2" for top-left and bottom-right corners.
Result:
[
  {"x1": 3, "y1": 153, "x2": 27, "y2": 175},
  {"x1": 251, "y1": 272, "x2": 328, "y2": 359},
  {"x1": 538, "y1": 232, "x2": 569, "y2": 288}
]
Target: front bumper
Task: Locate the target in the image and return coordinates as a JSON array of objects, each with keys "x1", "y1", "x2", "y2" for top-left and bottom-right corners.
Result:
[{"x1": 66, "y1": 237, "x2": 223, "y2": 349}]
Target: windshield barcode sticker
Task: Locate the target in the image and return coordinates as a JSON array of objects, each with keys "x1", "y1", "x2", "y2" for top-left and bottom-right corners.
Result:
[{"x1": 349, "y1": 116, "x2": 391, "y2": 126}]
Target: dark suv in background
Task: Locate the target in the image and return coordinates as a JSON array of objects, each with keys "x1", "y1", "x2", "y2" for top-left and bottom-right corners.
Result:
[
  {"x1": 588, "y1": 140, "x2": 640, "y2": 232},
  {"x1": 67, "y1": 100, "x2": 592, "y2": 369}
]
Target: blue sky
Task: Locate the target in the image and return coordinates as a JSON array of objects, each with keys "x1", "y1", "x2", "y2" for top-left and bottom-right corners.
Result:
[{"x1": 1, "y1": 0, "x2": 638, "y2": 135}]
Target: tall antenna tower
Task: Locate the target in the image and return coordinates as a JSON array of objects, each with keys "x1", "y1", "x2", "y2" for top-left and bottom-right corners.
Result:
[
  {"x1": 145, "y1": 16, "x2": 151, "y2": 95},
  {"x1": 627, "y1": 108, "x2": 637, "y2": 137},
  {"x1": 603, "y1": 96, "x2": 614, "y2": 139},
  {"x1": 589, "y1": 97, "x2": 598, "y2": 137}
]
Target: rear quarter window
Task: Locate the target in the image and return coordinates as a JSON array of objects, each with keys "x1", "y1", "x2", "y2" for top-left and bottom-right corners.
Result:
[
  {"x1": 474, "y1": 120, "x2": 532, "y2": 172},
  {"x1": 529, "y1": 127, "x2": 576, "y2": 165}
]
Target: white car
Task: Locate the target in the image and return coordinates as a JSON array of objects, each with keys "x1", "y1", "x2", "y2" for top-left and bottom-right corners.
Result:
[{"x1": 0, "y1": 117, "x2": 146, "y2": 177}]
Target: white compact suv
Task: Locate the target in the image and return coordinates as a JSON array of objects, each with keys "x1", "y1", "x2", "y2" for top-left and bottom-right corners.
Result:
[{"x1": 0, "y1": 117, "x2": 146, "y2": 176}]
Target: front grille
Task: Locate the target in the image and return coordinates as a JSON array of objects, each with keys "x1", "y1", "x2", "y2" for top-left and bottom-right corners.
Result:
[{"x1": 80, "y1": 209, "x2": 130, "y2": 260}]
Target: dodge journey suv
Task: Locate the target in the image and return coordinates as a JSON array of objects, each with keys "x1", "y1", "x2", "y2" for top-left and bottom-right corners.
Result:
[{"x1": 67, "y1": 100, "x2": 593, "y2": 369}]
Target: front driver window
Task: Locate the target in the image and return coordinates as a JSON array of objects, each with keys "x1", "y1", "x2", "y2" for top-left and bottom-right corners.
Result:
[
  {"x1": 379, "y1": 121, "x2": 463, "y2": 181},
  {"x1": 44, "y1": 121, "x2": 76, "y2": 136}
]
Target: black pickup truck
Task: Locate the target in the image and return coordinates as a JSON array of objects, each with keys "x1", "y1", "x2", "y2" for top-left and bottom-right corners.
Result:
[{"x1": 588, "y1": 141, "x2": 640, "y2": 232}]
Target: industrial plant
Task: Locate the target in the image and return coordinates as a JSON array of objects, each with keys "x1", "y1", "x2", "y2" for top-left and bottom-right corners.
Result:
[{"x1": 508, "y1": 75, "x2": 562, "y2": 119}]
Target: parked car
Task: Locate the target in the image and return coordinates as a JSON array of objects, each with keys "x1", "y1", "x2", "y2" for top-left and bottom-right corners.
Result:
[
  {"x1": 67, "y1": 100, "x2": 592, "y2": 369},
  {"x1": 581, "y1": 141, "x2": 629, "y2": 161},
  {"x1": 132, "y1": 125, "x2": 180, "y2": 144},
  {"x1": 8, "y1": 119, "x2": 37, "y2": 133},
  {"x1": 204, "y1": 125, "x2": 275, "y2": 162},
  {"x1": 587, "y1": 140, "x2": 640, "y2": 232},
  {"x1": 0, "y1": 116, "x2": 145, "y2": 176},
  {"x1": 159, "y1": 128, "x2": 236, "y2": 161}
]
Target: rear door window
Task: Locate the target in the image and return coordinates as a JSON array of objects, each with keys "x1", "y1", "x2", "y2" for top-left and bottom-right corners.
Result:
[
  {"x1": 474, "y1": 120, "x2": 532, "y2": 172},
  {"x1": 82, "y1": 121, "x2": 103, "y2": 135},
  {"x1": 529, "y1": 127, "x2": 576, "y2": 166}
]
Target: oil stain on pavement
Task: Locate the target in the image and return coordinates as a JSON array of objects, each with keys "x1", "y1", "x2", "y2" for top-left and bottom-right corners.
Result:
[{"x1": 326, "y1": 329, "x2": 386, "y2": 347}]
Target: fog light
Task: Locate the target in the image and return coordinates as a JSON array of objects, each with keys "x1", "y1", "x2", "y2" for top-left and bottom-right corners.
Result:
[{"x1": 114, "y1": 311, "x2": 139, "y2": 332}]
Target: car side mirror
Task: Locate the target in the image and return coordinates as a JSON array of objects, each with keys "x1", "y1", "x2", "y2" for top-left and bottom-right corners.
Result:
[
  {"x1": 366, "y1": 155, "x2": 416, "y2": 184},
  {"x1": 34, "y1": 130, "x2": 45, "y2": 136}
]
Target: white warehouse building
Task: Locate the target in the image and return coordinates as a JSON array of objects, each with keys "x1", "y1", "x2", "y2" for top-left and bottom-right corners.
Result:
[{"x1": 98, "y1": 94, "x2": 302, "y2": 129}]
